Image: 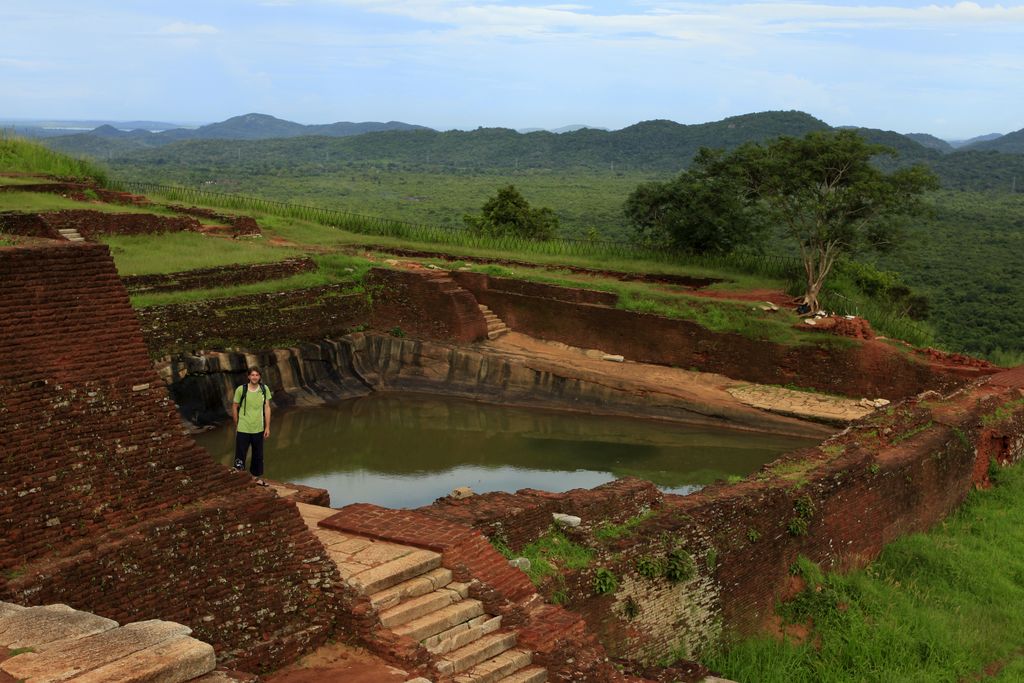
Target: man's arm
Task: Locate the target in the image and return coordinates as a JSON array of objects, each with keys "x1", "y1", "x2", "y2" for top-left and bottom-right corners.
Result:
[
  {"x1": 232, "y1": 401, "x2": 239, "y2": 427},
  {"x1": 263, "y1": 400, "x2": 271, "y2": 438}
]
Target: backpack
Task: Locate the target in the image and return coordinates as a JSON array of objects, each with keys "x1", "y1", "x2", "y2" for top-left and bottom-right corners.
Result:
[{"x1": 237, "y1": 382, "x2": 268, "y2": 425}]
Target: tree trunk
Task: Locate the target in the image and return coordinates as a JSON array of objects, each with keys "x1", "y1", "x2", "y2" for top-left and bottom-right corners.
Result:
[{"x1": 800, "y1": 243, "x2": 836, "y2": 313}]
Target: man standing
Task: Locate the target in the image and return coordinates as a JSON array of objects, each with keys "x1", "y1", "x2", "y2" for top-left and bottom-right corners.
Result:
[{"x1": 233, "y1": 367, "x2": 272, "y2": 486}]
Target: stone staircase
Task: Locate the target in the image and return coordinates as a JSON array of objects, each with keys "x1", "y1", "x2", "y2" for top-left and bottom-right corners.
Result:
[
  {"x1": 297, "y1": 503, "x2": 546, "y2": 683},
  {"x1": 56, "y1": 226, "x2": 85, "y2": 242},
  {"x1": 368, "y1": 554, "x2": 545, "y2": 683},
  {"x1": 478, "y1": 303, "x2": 510, "y2": 340},
  {"x1": 0, "y1": 601, "x2": 223, "y2": 682},
  {"x1": 412, "y1": 267, "x2": 510, "y2": 341}
]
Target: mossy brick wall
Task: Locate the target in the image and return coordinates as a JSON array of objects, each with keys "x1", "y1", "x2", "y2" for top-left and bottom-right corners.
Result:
[
  {"x1": 367, "y1": 268, "x2": 488, "y2": 344},
  {"x1": 452, "y1": 271, "x2": 618, "y2": 306},
  {"x1": 0, "y1": 212, "x2": 55, "y2": 239},
  {"x1": 0, "y1": 242, "x2": 342, "y2": 671},
  {"x1": 136, "y1": 267, "x2": 486, "y2": 357},
  {"x1": 457, "y1": 276, "x2": 982, "y2": 400},
  {"x1": 123, "y1": 258, "x2": 316, "y2": 294},
  {"x1": 550, "y1": 388, "x2": 1024, "y2": 662},
  {"x1": 136, "y1": 286, "x2": 370, "y2": 356}
]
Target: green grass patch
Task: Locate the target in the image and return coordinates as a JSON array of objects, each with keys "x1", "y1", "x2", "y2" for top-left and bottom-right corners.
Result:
[
  {"x1": 124, "y1": 251, "x2": 373, "y2": 307},
  {"x1": 594, "y1": 510, "x2": 655, "y2": 542},
  {"x1": 102, "y1": 232, "x2": 302, "y2": 276},
  {"x1": 0, "y1": 132, "x2": 108, "y2": 183},
  {"x1": 129, "y1": 272, "x2": 353, "y2": 308},
  {"x1": 703, "y1": 460, "x2": 1024, "y2": 682},
  {"x1": 496, "y1": 528, "x2": 594, "y2": 585},
  {"x1": 981, "y1": 398, "x2": 1024, "y2": 427}
]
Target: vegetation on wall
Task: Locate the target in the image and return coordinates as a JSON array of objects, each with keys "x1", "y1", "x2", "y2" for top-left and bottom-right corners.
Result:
[{"x1": 705, "y1": 460, "x2": 1024, "y2": 682}]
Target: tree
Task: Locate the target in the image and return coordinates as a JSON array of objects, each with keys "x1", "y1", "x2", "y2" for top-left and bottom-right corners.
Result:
[
  {"x1": 464, "y1": 185, "x2": 558, "y2": 240},
  {"x1": 624, "y1": 148, "x2": 766, "y2": 254},
  {"x1": 734, "y1": 130, "x2": 938, "y2": 311}
]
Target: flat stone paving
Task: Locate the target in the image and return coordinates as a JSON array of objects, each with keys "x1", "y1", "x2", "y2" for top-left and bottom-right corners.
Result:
[
  {"x1": 0, "y1": 602, "x2": 215, "y2": 683},
  {"x1": 296, "y1": 503, "x2": 432, "y2": 584},
  {"x1": 726, "y1": 384, "x2": 875, "y2": 424}
]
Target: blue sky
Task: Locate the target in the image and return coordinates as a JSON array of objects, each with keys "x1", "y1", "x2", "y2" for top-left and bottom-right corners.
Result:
[{"x1": 2, "y1": 1, "x2": 1022, "y2": 138}]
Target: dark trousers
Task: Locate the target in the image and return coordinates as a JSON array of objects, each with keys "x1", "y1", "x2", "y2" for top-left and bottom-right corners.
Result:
[{"x1": 234, "y1": 431, "x2": 265, "y2": 477}]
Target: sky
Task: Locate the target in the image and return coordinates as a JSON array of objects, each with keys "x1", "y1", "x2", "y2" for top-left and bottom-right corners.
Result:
[{"x1": 2, "y1": 1, "x2": 1022, "y2": 139}]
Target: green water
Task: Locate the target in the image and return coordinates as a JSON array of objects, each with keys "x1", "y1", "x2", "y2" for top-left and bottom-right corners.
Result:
[{"x1": 195, "y1": 393, "x2": 816, "y2": 508}]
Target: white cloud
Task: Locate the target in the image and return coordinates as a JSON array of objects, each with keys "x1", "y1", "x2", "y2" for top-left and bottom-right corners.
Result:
[
  {"x1": 0, "y1": 57, "x2": 49, "y2": 70},
  {"x1": 319, "y1": 0, "x2": 1024, "y2": 43},
  {"x1": 158, "y1": 21, "x2": 219, "y2": 35}
]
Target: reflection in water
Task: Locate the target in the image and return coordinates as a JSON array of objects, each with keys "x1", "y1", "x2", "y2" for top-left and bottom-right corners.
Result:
[{"x1": 195, "y1": 393, "x2": 816, "y2": 508}]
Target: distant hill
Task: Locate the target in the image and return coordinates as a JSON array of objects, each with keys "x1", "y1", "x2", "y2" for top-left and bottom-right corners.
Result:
[
  {"x1": 962, "y1": 128, "x2": 1024, "y2": 154},
  {"x1": 904, "y1": 133, "x2": 954, "y2": 153},
  {"x1": 100, "y1": 110, "x2": 834, "y2": 175},
  {"x1": 949, "y1": 133, "x2": 1003, "y2": 148},
  {"x1": 40, "y1": 113, "x2": 433, "y2": 153},
  {"x1": 41, "y1": 109, "x2": 1024, "y2": 192}
]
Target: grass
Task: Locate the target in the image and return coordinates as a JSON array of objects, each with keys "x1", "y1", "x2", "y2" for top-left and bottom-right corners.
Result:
[
  {"x1": 101, "y1": 232, "x2": 302, "y2": 276},
  {"x1": 594, "y1": 510, "x2": 655, "y2": 542},
  {"x1": 0, "y1": 132, "x2": 108, "y2": 184},
  {"x1": 702, "y1": 459, "x2": 1024, "y2": 682},
  {"x1": 497, "y1": 528, "x2": 594, "y2": 585},
  {"x1": 0, "y1": 190, "x2": 185, "y2": 218},
  {"x1": 465, "y1": 262, "x2": 836, "y2": 346},
  {"x1": 128, "y1": 254, "x2": 372, "y2": 307}
]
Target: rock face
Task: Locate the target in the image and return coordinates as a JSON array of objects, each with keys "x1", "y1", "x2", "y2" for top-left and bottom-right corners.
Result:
[{"x1": 161, "y1": 333, "x2": 827, "y2": 437}]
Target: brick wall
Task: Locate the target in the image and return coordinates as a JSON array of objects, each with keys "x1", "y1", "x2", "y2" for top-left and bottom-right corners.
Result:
[
  {"x1": 138, "y1": 267, "x2": 487, "y2": 358},
  {"x1": 454, "y1": 276, "x2": 984, "y2": 400},
  {"x1": 366, "y1": 268, "x2": 488, "y2": 344},
  {"x1": 320, "y1": 503, "x2": 627, "y2": 682},
  {"x1": 137, "y1": 287, "x2": 370, "y2": 357},
  {"x1": 401, "y1": 384, "x2": 1024, "y2": 664},
  {"x1": 452, "y1": 271, "x2": 619, "y2": 306},
  {"x1": 0, "y1": 242, "x2": 343, "y2": 672},
  {"x1": 123, "y1": 258, "x2": 316, "y2": 294}
]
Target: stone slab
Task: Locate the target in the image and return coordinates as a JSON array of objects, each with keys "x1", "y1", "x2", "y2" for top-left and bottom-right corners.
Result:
[
  {"x1": 3, "y1": 620, "x2": 191, "y2": 682},
  {"x1": 61, "y1": 635, "x2": 215, "y2": 683},
  {"x1": 0, "y1": 603, "x2": 25, "y2": 622},
  {"x1": 0, "y1": 604, "x2": 117, "y2": 650}
]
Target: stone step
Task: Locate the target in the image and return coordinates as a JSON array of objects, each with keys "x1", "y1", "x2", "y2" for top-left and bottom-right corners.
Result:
[
  {"x1": 393, "y1": 600, "x2": 485, "y2": 642},
  {"x1": 486, "y1": 320, "x2": 506, "y2": 330},
  {"x1": 487, "y1": 327, "x2": 510, "y2": 340},
  {"x1": 2, "y1": 620, "x2": 196, "y2": 682},
  {"x1": 349, "y1": 549, "x2": 443, "y2": 595},
  {"x1": 454, "y1": 648, "x2": 532, "y2": 683},
  {"x1": 369, "y1": 567, "x2": 453, "y2": 611},
  {"x1": 436, "y1": 631, "x2": 517, "y2": 676},
  {"x1": 380, "y1": 588, "x2": 462, "y2": 629},
  {"x1": 423, "y1": 615, "x2": 500, "y2": 655},
  {"x1": 497, "y1": 666, "x2": 548, "y2": 683},
  {"x1": 0, "y1": 603, "x2": 117, "y2": 649},
  {"x1": 51, "y1": 634, "x2": 215, "y2": 683}
]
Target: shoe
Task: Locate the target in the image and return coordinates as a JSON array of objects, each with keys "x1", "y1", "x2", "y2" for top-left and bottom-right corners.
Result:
[{"x1": 255, "y1": 479, "x2": 268, "y2": 487}]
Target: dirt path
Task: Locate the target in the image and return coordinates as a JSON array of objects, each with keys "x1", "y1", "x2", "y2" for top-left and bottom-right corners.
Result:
[{"x1": 261, "y1": 642, "x2": 409, "y2": 683}]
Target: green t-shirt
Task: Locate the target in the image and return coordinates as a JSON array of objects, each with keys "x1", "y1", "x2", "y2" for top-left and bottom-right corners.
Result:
[{"x1": 233, "y1": 384, "x2": 272, "y2": 434}]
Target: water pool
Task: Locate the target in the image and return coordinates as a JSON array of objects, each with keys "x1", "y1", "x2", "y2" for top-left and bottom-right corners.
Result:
[{"x1": 195, "y1": 393, "x2": 816, "y2": 508}]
